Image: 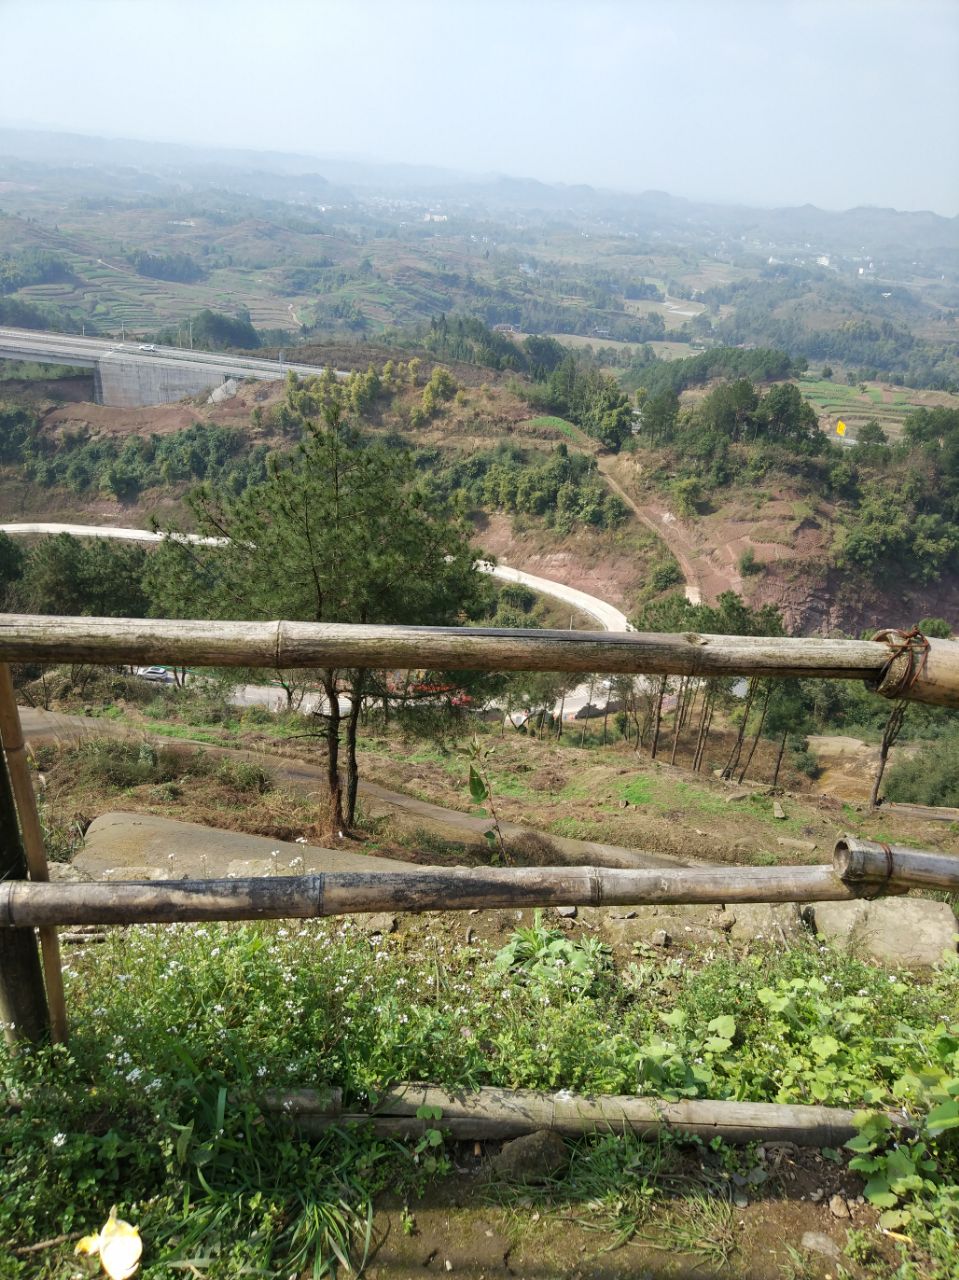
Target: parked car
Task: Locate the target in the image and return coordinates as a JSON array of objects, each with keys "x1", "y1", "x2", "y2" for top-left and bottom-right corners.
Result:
[
  {"x1": 138, "y1": 666, "x2": 175, "y2": 683},
  {"x1": 138, "y1": 343, "x2": 157, "y2": 352}
]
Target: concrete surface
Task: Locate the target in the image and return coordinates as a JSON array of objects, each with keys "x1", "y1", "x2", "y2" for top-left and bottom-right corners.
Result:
[
  {"x1": 806, "y1": 897, "x2": 959, "y2": 968},
  {"x1": 75, "y1": 811, "x2": 407, "y2": 879}
]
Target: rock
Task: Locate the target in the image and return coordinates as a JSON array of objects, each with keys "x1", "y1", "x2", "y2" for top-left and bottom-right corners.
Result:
[
  {"x1": 490, "y1": 1130, "x2": 569, "y2": 1183},
  {"x1": 725, "y1": 790, "x2": 750, "y2": 804},
  {"x1": 47, "y1": 862, "x2": 93, "y2": 883},
  {"x1": 807, "y1": 898, "x2": 959, "y2": 968},
  {"x1": 556, "y1": 906, "x2": 577, "y2": 918},
  {"x1": 809, "y1": 1188, "x2": 824, "y2": 1203},
  {"x1": 829, "y1": 1194, "x2": 850, "y2": 1219},
  {"x1": 772, "y1": 801, "x2": 786, "y2": 820},
  {"x1": 208, "y1": 377, "x2": 239, "y2": 404},
  {"x1": 801, "y1": 1232, "x2": 841, "y2": 1262},
  {"x1": 733, "y1": 1192, "x2": 748, "y2": 1208},
  {"x1": 581, "y1": 904, "x2": 724, "y2": 948},
  {"x1": 354, "y1": 913, "x2": 396, "y2": 935},
  {"x1": 776, "y1": 837, "x2": 817, "y2": 853},
  {"x1": 650, "y1": 929, "x2": 670, "y2": 947},
  {"x1": 724, "y1": 903, "x2": 805, "y2": 944}
]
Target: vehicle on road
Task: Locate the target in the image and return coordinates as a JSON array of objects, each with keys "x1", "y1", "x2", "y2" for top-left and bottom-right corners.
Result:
[
  {"x1": 138, "y1": 343, "x2": 157, "y2": 352},
  {"x1": 137, "y1": 666, "x2": 175, "y2": 683}
]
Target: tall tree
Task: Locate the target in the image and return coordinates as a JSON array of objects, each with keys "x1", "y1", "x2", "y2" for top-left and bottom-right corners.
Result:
[{"x1": 146, "y1": 391, "x2": 486, "y2": 833}]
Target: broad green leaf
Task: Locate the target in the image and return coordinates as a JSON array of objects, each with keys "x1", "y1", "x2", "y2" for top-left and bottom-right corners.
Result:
[
  {"x1": 810, "y1": 1034, "x2": 840, "y2": 1061},
  {"x1": 469, "y1": 766, "x2": 488, "y2": 803},
  {"x1": 707, "y1": 1014, "x2": 736, "y2": 1040},
  {"x1": 926, "y1": 1100, "x2": 959, "y2": 1135}
]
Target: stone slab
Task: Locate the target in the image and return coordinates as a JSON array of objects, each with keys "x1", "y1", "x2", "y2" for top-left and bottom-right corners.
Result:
[
  {"x1": 807, "y1": 898, "x2": 959, "y2": 969},
  {"x1": 74, "y1": 811, "x2": 410, "y2": 880}
]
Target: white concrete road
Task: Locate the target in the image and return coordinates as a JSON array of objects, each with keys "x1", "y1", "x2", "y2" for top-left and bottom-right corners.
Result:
[
  {"x1": 0, "y1": 523, "x2": 631, "y2": 719},
  {"x1": 0, "y1": 525, "x2": 630, "y2": 628}
]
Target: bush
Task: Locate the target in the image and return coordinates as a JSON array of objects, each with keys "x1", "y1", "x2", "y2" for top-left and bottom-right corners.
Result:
[
  {"x1": 649, "y1": 560, "x2": 684, "y2": 593},
  {"x1": 738, "y1": 547, "x2": 762, "y2": 576},
  {"x1": 886, "y1": 738, "x2": 959, "y2": 806},
  {"x1": 215, "y1": 759, "x2": 273, "y2": 794}
]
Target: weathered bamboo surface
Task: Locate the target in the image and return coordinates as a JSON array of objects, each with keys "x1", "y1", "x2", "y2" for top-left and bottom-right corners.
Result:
[
  {"x1": 835, "y1": 837, "x2": 959, "y2": 891},
  {"x1": 0, "y1": 663, "x2": 68, "y2": 1043},
  {"x1": 0, "y1": 614, "x2": 954, "y2": 705},
  {"x1": 0, "y1": 863, "x2": 884, "y2": 928},
  {"x1": 260, "y1": 1084, "x2": 910, "y2": 1147}
]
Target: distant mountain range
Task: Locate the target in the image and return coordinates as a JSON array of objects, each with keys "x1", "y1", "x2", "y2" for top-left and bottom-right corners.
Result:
[{"x1": 1, "y1": 126, "x2": 956, "y2": 255}]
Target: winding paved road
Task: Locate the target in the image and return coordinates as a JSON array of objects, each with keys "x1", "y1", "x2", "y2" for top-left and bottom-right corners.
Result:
[
  {"x1": 0, "y1": 523, "x2": 629, "y2": 629},
  {"x1": 0, "y1": 522, "x2": 629, "y2": 718}
]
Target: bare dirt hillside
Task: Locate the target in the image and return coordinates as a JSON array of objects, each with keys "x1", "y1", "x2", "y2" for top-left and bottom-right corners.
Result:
[{"x1": 604, "y1": 455, "x2": 959, "y2": 635}]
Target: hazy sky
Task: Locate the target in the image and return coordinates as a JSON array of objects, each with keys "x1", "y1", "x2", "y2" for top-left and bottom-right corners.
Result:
[{"x1": 2, "y1": 0, "x2": 957, "y2": 214}]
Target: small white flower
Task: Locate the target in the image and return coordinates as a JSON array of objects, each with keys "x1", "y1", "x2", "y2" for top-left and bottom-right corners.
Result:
[{"x1": 51, "y1": 1132, "x2": 66, "y2": 1148}]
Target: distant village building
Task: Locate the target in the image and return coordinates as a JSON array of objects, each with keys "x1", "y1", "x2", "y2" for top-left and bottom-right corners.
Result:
[
  {"x1": 423, "y1": 212, "x2": 448, "y2": 222},
  {"x1": 492, "y1": 323, "x2": 519, "y2": 335}
]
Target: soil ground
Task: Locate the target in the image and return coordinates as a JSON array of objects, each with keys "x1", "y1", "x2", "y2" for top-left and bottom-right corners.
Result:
[{"x1": 19, "y1": 700, "x2": 956, "y2": 1279}]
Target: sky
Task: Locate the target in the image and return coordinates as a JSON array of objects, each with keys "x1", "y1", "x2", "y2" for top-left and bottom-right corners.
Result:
[{"x1": 2, "y1": 0, "x2": 958, "y2": 215}]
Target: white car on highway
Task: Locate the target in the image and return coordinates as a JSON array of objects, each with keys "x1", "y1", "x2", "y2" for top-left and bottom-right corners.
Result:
[{"x1": 137, "y1": 666, "x2": 175, "y2": 683}]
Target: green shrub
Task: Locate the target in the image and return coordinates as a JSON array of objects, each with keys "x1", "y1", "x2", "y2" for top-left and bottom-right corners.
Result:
[{"x1": 215, "y1": 758, "x2": 273, "y2": 794}]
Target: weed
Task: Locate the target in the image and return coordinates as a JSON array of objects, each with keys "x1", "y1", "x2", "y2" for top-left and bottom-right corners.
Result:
[
  {"x1": 466, "y1": 736, "x2": 509, "y2": 863},
  {"x1": 494, "y1": 910, "x2": 612, "y2": 994}
]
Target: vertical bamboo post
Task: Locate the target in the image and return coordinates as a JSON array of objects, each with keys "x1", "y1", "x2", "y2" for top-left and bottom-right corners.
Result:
[
  {"x1": 0, "y1": 664, "x2": 66, "y2": 1043},
  {"x1": 0, "y1": 741, "x2": 49, "y2": 1047}
]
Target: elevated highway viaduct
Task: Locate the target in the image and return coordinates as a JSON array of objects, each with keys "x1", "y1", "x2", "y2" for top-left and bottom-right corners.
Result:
[{"x1": 0, "y1": 326, "x2": 332, "y2": 407}]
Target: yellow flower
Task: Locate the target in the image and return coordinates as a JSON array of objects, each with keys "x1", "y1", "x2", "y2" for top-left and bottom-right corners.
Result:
[{"x1": 75, "y1": 1207, "x2": 143, "y2": 1280}]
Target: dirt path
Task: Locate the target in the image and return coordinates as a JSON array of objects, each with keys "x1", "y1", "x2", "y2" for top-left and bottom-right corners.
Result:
[
  {"x1": 597, "y1": 459, "x2": 743, "y2": 607},
  {"x1": 20, "y1": 707, "x2": 689, "y2": 869}
]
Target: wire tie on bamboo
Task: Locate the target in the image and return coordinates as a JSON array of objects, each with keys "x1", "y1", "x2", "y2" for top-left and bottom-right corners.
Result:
[{"x1": 871, "y1": 627, "x2": 931, "y2": 700}]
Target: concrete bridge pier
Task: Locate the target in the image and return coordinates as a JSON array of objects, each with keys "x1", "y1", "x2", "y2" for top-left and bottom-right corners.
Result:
[{"x1": 94, "y1": 354, "x2": 229, "y2": 408}]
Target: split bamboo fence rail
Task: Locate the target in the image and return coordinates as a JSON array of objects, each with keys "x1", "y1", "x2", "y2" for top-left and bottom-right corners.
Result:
[{"x1": 1, "y1": 615, "x2": 958, "y2": 1059}]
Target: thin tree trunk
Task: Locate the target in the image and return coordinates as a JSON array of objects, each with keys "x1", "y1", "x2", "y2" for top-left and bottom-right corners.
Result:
[
  {"x1": 679, "y1": 678, "x2": 696, "y2": 734},
  {"x1": 869, "y1": 702, "x2": 907, "y2": 812},
  {"x1": 344, "y1": 668, "x2": 367, "y2": 830},
  {"x1": 321, "y1": 667, "x2": 345, "y2": 835},
  {"x1": 580, "y1": 677, "x2": 595, "y2": 747},
  {"x1": 722, "y1": 679, "x2": 755, "y2": 779},
  {"x1": 738, "y1": 682, "x2": 772, "y2": 783},
  {"x1": 602, "y1": 685, "x2": 610, "y2": 746},
  {"x1": 669, "y1": 676, "x2": 687, "y2": 765},
  {"x1": 772, "y1": 729, "x2": 788, "y2": 787},
  {"x1": 691, "y1": 683, "x2": 711, "y2": 770},
  {"x1": 694, "y1": 688, "x2": 716, "y2": 773},
  {"x1": 650, "y1": 675, "x2": 668, "y2": 759}
]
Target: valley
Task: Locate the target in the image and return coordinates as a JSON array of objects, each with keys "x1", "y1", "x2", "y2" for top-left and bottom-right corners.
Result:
[{"x1": 1, "y1": 118, "x2": 959, "y2": 1280}]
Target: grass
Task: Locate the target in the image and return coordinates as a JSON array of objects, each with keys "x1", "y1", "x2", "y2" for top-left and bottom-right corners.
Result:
[
  {"x1": 1, "y1": 921, "x2": 956, "y2": 1276},
  {"x1": 517, "y1": 415, "x2": 586, "y2": 443}
]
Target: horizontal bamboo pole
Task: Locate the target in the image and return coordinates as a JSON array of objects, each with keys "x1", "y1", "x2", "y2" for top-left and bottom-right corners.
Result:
[
  {"x1": 0, "y1": 615, "x2": 889, "y2": 678},
  {"x1": 0, "y1": 863, "x2": 891, "y2": 929},
  {"x1": 260, "y1": 1084, "x2": 911, "y2": 1148},
  {"x1": 834, "y1": 837, "x2": 959, "y2": 892},
  {"x1": 0, "y1": 614, "x2": 953, "y2": 706}
]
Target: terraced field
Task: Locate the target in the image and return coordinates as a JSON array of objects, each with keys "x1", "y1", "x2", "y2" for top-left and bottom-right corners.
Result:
[{"x1": 799, "y1": 375, "x2": 959, "y2": 440}]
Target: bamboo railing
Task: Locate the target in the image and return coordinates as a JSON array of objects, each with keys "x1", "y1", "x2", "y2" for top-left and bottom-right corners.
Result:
[
  {"x1": 1, "y1": 615, "x2": 958, "y2": 1049},
  {"x1": 1, "y1": 841, "x2": 956, "y2": 929},
  {"x1": 0, "y1": 614, "x2": 955, "y2": 706}
]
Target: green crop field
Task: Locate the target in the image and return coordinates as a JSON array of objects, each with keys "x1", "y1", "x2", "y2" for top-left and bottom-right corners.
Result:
[{"x1": 798, "y1": 375, "x2": 959, "y2": 440}]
